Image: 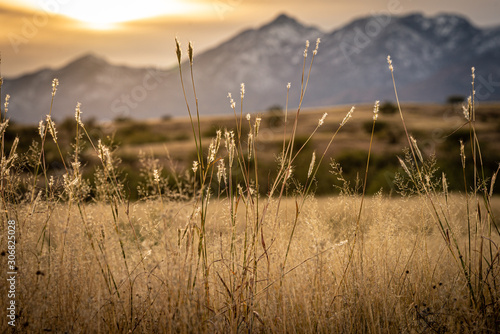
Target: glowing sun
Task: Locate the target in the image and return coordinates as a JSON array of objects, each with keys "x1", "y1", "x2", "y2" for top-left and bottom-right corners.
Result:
[{"x1": 51, "y1": 0, "x2": 203, "y2": 29}]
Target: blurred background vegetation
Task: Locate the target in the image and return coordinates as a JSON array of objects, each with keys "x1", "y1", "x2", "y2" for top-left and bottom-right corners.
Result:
[{"x1": 4, "y1": 101, "x2": 500, "y2": 200}]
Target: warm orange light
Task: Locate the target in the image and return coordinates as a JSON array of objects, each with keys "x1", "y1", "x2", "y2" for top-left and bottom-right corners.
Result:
[{"x1": 10, "y1": 0, "x2": 211, "y2": 30}]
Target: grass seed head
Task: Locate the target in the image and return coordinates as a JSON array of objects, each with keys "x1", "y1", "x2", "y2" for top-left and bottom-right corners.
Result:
[
  {"x1": 318, "y1": 113, "x2": 327, "y2": 127},
  {"x1": 71, "y1": 160, "x2": 81, "y2": 175},
  {"x1": 206, "y1": 131, "x2": 221, "y2": 165},
  {"x1": 192, "y1": 160, "x2": 199, "y2": 173},
  {"x1": 215, "y1": 129, "x2": 222, "y2": 151},
  {"x1": 8, "y1": 137, "x2": 19, "y2": 159},
  {"x1": 286, "y1": 165, "x2": 293, "y2": 181},
  {"x1": 340, "y1": 106, "x2": 355, "y2": 127},
  {"x1": 51, "y1": 78, "x2": 59, "y2": 97},
  {"x1": 46, "y1": 115, "x2": 58, "y2": 143},
  {"x1": 75, "y1": 102, "x2": 83, "y2": 126},
  {"x1": 175, "y1": 38, "x2": 182, "y2": 65},
  {"x1": 97, "y1": 139, "x2": 112, "y2": 170},
  {"x1": 153, "y1": 169, "x2": 160, "y2": 184},
  {"x1": 308, "y1": 151, "x2": 316, "y2": 179},
  {"x1": 398, "y1": 156, "x2": 411, "y2": 177},
  {"x1": 4, "y1": 94, "x2": 10, "y2": 114},
  {"x1": 373, "y1": 100, "x2": 380, "y2": 121},
  {"x1": 463, "y1": 96, "x2": 471, "y2": 121},
  {"x1": 255, "y1": 117, "x2": 262, "y2": 136},
  {"x1": 217, "y1": 159, "x2": 227, "y2": 184},
  {"x1": 188, "y1": 41, "x2": 194, "y2": 64},
  {"x1": 208, "y1": 142, "x2": 216, "y2": 164},
  {"x1": 63, "y1": 174, "x2": 79, "y2": 195},
  {"x1": 247, "y1": 132, "x2": 253, "y2": 160},
  {"x1": 38, "y1": 120, "x2": 45, "y2": 138},
  {"x1": 224, "y1": 130, "x2": 235, "y2": 166},
  {"x1": 442, "y1": 172, "x2": 448, "y2": 197},
  {"x1": 313, "y1": 37, "x2": 321, "y2": 55},
  {"x1": 0, "y1": 119, "x2": 9, "y2": 136},
  {"x1": 227, "y1": 93, "x2": 235, "y2": 109},
  {"x1": 410, "y1": 136, "x2": 423, "y2": 163},
  {"x1": 462, "y1": 105, "x2": 470, "y2": 121},
  {"x1": 387, "y1": 55, "x2": 393, "y2": 71}
]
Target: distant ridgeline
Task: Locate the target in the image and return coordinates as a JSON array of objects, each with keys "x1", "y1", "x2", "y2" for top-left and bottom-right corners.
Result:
[{"x1": 3, "y1": 12, "x2": 500, "y2": 124}]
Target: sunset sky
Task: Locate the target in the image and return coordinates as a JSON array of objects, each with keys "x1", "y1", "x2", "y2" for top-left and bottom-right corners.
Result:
[{"x1": 1, "y1": 0, "x2": 499, "y2": 77}]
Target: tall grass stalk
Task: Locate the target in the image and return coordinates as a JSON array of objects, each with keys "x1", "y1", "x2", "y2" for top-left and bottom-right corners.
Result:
[
  {"x1": 390, "y1": 54, "x2": 477, "y2": 304},
  {"x1": 176, "y1": 38, "x2": 217, "y2": 308},
  {"x1": 2, "y1": 36, "x2": 500, "y2": 333},
  {"x1": 331, "y1": 102, "x2": 378, "y2": 304},
  {"x1": 388, "y1": 55, "x2": 499, "y2": 313},
  {"x1": 174, "y1": 37, "x2": 357, "y2": 328}
]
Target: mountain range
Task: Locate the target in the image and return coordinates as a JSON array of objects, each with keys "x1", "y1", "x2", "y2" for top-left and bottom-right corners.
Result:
[{"x1": 3, "y1": 12, "x2": 500, "y2": 124}]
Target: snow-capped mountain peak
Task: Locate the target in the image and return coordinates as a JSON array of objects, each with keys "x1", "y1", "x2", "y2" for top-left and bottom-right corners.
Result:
[{"x1": 3, "y1": 12, "x2": 500, "y2": 123}]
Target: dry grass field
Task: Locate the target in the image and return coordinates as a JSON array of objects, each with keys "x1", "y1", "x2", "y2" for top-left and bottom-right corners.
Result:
[
  {"x1": 2, "y1": 195, "x2": 500, "y2": 332},
  {"x1": 1, "y1": 41, "x2": 500, "y2": 333}
]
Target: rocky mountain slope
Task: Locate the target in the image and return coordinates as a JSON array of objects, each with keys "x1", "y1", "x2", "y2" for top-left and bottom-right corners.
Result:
[{"x1": 3, "y1": 12, "x2": 500, "y2": 123}]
